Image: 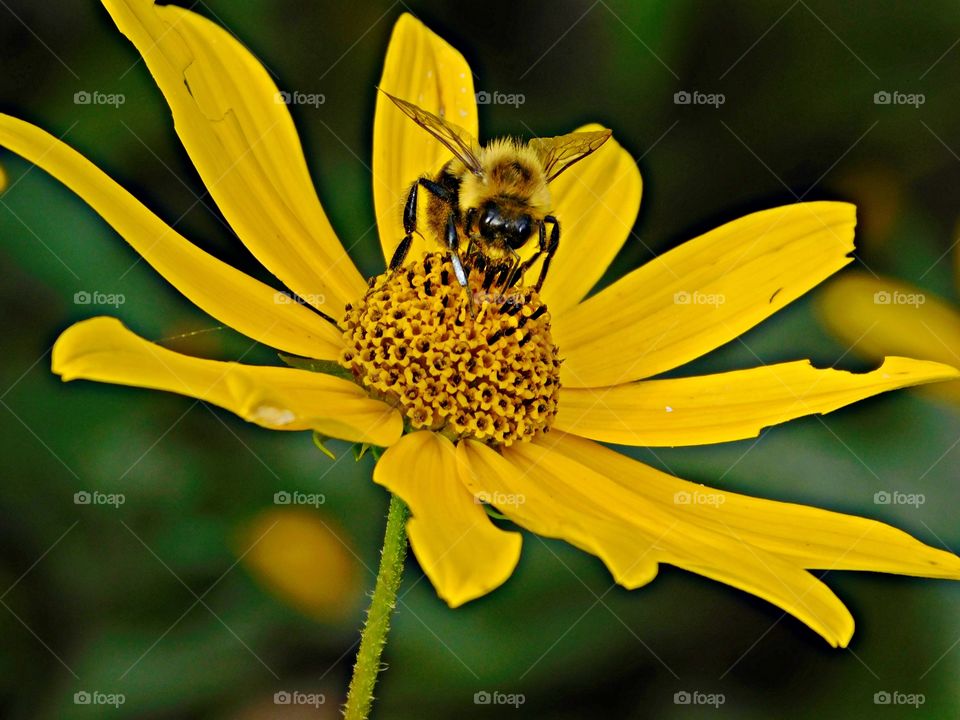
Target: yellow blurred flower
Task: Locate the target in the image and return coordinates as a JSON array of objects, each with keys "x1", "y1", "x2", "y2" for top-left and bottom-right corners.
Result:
[
  {"x1": 238, "y1": 508, "x2": 361, "y2": 620},
  {"x1": 818, "y1": 270, "x2": 960, "y2": 405},
  {"x1": 2, "y1": 0, "x2": 960, "y2": 647}
]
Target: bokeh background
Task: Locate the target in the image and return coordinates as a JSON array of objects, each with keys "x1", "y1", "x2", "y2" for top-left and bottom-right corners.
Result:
[{"x1": 2, "y1": 1, "x2": 960, "y2": 718}]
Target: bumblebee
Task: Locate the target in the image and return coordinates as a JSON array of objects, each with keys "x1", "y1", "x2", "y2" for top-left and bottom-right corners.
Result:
[{"x1": 382, "y1": 91, "x2": 611, "y2": 299}]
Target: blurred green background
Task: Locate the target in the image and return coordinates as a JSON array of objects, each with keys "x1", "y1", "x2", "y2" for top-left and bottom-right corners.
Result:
[{"x1": 2, "y1": 1, "x2": 960, "y2": 718}]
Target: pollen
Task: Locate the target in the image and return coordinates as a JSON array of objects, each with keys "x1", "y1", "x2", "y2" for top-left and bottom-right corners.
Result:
[{"x1": 340, "y1": 253, "x2": 561, "y2": 446}]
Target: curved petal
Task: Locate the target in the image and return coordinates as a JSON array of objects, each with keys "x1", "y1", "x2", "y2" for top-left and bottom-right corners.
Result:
[
  {"x1": 373, "y1": 14, "x2": 477, "y2": 266},
  {"x1": 817, "y1": 272, "x2": 960, "y2": 403},
  {"x1": 458, "y1": 439, "x2": 659, "y2": 589},
  {"x1": 555, "y1": 357, "x2": 960, "y2": 446},
  {"x1": 373, "y1": 431, "x2": 520, "y2": 607},
  {"x1": 473, "y1": 434, "x2": 858, "y2": 646},
  {"x1": 539, "y1": 125, "x2": 642, "y2": 315},
  {"x1": 53, "y1": 317, "x2": 401, "y2": 446},
  {"x1": 556, "y1": 434, "x2": 960, "y2": 581},
  {"x1": 102, "y1": 0, "x2": 365, "y2": 316},
  {"x1": 554, "y1": 202, "x2": 856, "y2": 387},
  {"x1": 0, "y1": 115, "x2": 343, "y2": 359}
]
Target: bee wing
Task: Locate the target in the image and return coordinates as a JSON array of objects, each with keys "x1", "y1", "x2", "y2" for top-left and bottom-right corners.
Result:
[
  {"x1": 528, "y1": 130, "x2": 612, "y2": 182},
  {"x1": 379, "y1": 90, "x2": 484, "y2": 174}
]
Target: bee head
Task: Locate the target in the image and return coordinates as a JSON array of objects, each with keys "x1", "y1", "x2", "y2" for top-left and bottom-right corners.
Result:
[{"x1": 479, "y1": 202, "x2": 534, "y2": 250}]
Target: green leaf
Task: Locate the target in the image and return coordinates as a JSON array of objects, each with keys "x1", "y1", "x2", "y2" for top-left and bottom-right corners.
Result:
[
  {"x1": 352, "y1": 443, "x2": 385, "y2": 462},
  {"x1": 353, "y1": 443, "x2": 371, "y2": 461},
  {"x1": 484, "y1": 506, "x2": 510, "y2": 521},
  {"x1": 312, "y1": 432, "x2": 336, "y2": 460},
  {"x1": 278, "y1": 353, "x2": 354, "y2": 381}
]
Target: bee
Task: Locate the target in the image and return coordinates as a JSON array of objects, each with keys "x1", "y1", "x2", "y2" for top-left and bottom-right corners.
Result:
[{"x1": 382, "y1": 91, "x2": 611, "y2": 303}]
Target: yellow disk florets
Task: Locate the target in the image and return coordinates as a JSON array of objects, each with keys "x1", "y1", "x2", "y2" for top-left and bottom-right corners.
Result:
[{"x1": 340, "y1": 253, "x2": 561, "y2": 446}]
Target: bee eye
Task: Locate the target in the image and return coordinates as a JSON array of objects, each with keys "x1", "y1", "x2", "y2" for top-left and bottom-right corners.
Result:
[
  {"x1": 507, "y1": 215, "x2": 533, "y2": 249},
  {"x1": 516, "y1": 215, "x2": 532, "y2": 239},
  {"x1": 479, "y1": 205, "x2": 501, "y2": 238}
]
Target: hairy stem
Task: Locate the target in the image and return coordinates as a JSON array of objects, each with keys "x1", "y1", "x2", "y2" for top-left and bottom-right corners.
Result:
[{"x1": 343, "y1": 493, "x2": 409, "y2": 719}]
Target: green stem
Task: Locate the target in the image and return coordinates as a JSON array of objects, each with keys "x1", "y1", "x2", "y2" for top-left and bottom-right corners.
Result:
[{"x1": 343, "y1": 493, "x2": 409, "y2": 720}]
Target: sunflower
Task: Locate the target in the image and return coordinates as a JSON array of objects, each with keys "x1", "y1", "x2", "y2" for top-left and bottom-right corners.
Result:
[{"x1": 4, "y1": 0, "x2": 960, "y2": 656}]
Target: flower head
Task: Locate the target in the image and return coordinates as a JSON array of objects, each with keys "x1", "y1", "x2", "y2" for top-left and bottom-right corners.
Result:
[
  {"x1": 341, "y1": 254, "x2": 561, "y2": 445},
  {"x1": 5, "y1": 0, "x2": 960, "y2": 647}
]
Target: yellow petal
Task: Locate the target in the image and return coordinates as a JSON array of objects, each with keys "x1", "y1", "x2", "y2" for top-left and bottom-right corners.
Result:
[
  {"x1": 555, "y1": 357, "x2": 960, "y2": 446},
  {"x1": 373, "y1": 14, "x2": 477, "y2": 267},
  {"x1": 373, "y1": 432, "x2": 520, "y2": 607},
  {"x1": 554, "y1": 202, "x2": 856, "y2": 387},
  {"x1": 102, "y1": 0, "x2": 365, "y2": 316},
  {"x1": 458, "y1": 439, "x2": 659, "y2": 589},
  {"x1": 817, "y1": 272, "x2": 960, "y2": 404},
  {"x1": 53, "y1": 317, "x2": 402, "y2": 446},
  {"x1": 0, "y1": 115, "x2": 343, "y2": 360},
  {"x1": 556, "y1": 433, "x2": 960, "y2": 581},
  {"x1": 538, "y1": 125, "x2": 642, "y2": 315},
  {"x1": 237, "y1": 507, "x2": 361, "y2": 620},
  {"x1": 492, "y1": 435, "x2": 857, "y2": 646}
]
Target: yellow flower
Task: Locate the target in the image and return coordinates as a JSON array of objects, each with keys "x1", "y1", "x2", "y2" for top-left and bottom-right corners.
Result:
[
  {"x1": 237, "y1": 508, "x2": 362, "y2": 621},
  {"x1": 4, "y1": 0, "x2": 960, "y2": 648},
  {"x1": 818, "y1": 272, "x2": 960, "y2": 404}
]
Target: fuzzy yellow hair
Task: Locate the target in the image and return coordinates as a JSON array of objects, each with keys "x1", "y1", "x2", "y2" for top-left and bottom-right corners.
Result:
[{"x1": 457, "y1": 139, "x2": 552, "y2": 215}]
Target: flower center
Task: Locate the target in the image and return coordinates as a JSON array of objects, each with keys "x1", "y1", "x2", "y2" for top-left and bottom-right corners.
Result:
[{"x1": 340, "y1": 252, "x2": 561, "y2": 446}]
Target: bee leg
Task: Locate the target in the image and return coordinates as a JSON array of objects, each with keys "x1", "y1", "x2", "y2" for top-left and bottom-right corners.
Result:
[
  {"x1": 497, "y1": 262, "x2": 513, "y2": 288},
  {"x1": 463, "y1": 210, "x2": 482, "y2": 267},
  {"x1": 482, "y1": 263, "x2": 499, "y2": 291},
  {"x1": 444, "y1": 210, "x2": 475, "y2": 316},
  {"x1": 507, "y1": 254, "x2": 537, "y2": 288},
  {"x1": 389, "y1": 177, "x2": 455, "y2": 272},
  {"x1": 389, "y1": 180, "x2": 421, "y2": 271},
  {"x1": 472, "y1": 246, "x2": 485, "y2": 272},
  {"x1": 389, "y1": 234, "x2": 413, "y2": 272},
  {"x1": 464, "y1": 207, "x2": 478, "y2": 236},
  {"x1": 418, "y1": 176, "x2": 453, "y2": 202},
  {"x1": 534, "y1": 215, "x2": 559, "y2": 293},
  {"x1": 501, "y1": 249, "x2": 523, "y2": 291},
  {"x1": 418, "y1": 178, "x2": 472, "y2": 311},
  {"x1": 504, "y1": 220, "x2": 549, "y2": 289}
]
